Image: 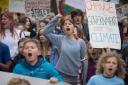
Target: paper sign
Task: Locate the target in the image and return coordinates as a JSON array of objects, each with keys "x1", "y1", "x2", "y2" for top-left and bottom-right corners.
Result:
[
  {"x1": 25, "y1": 0, "x2": 51, "y2": 19},
  {"x1": 9, "y1": 0, "x2": 25, "y2": 13},
  {"x1": 85, "y1": 1, "x2": 121, "y2": 49}
]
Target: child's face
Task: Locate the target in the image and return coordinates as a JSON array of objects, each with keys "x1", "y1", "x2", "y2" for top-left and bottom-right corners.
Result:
[
  {"x1": 88, "y1": 44, "x2": 98, "y2": 60},
  {"x1": 103, "y1": 57, "x2": 118, "y2": 77},
  {"x1": 23, "y1": 42, "x2": 40, "y2": 64},
  {"x1": 39, "y1": 35, "x2": 48, "y2": 43},
  {"x1": 39, "y1": 22, "x2": 46, "y2": 28},
  {"x1": 18, "y1": 42, "x2": 24, "y2": 54},
  {"x1": 63, "y1": 20, "x2": 74, "y2": 35}
]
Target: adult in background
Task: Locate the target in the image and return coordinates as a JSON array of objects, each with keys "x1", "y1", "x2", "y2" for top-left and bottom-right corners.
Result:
[
  {"x1": 71, "y1": 9, "x2": 89, "y2": 42},
  {"x1": 0, "y1": 11, "x2": 23, "y2": 59},
  {"x1": 19, "y1": 17, "x2": 36, "y2": 38}
]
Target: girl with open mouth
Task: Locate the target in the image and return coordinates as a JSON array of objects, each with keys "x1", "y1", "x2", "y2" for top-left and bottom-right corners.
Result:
[
  {"x1": 87, "y1": 51, "x2": 125, "y2": 85},
  {"x1": 41, "y1": 14, "x2": 87, "y2": 85}
]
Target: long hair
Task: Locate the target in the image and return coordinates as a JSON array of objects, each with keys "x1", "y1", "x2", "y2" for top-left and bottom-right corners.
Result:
[
  {"x1": 37, "y1": 29, "x2": 52, "y2": 56},
  {"x1": 96, "y1": 51, "x2": 126, "y2": 79},
  {"x1": 1, "y1": 11, "x2": 14, "y2": 38}
]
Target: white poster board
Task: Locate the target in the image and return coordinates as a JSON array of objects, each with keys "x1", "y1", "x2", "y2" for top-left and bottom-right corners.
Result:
[
  {"x1": 0, "y1": 71, "x2": 70, "y2": 85},
  {"x1": 85, "y1": 1, "x2": 121, "y2": 49},
  {"x1": 65, "y1": 0, "x2": 86, "y2": 12},
  {"x1": 99, "y1": 0, "x2": 119, "y2": 4},
  {"x1": 9, "y1": 0, "x2": 25, "y2": 13},
  {"x1": 25, "y1": 0, "x2": 51, "y2": 20}
]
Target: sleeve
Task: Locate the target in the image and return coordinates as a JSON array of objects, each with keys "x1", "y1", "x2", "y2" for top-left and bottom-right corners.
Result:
[
  {"x1": 87, "y1": 76, "x2": 96, "y2": 85},
  {"x1": 45, "y1": 62, "x2": 64, "y2": 82},
  {"x1": 79, "y1": 39, "x2": 86, "y2": 60},
  {"x1": 3, "y1": 44, "x2": 11, "y2": 62},
  {"x1": 13, "y1": 64, "x2": 22, "y2": 74},
  {"x1": 79, "y1": 39, "x2": 88, "y2": 84},
  {"x1": 42, "y1": 15, "x2": 63, "y2": 47}
]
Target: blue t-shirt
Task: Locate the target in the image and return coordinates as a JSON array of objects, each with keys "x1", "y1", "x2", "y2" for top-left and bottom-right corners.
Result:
[
  {"x1": 0, "y1": 42, "x2": 11, "y2": 71},
  {"x1": 0, "y1": 42, "x2": 11, "y2": 63},
  {"x1": 87, "y1": 74, "x2": 124, "y2": 85}
]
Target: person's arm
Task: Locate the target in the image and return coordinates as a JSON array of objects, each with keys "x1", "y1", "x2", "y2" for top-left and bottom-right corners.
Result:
[
  {"x1": 42, "y1": 14, "x2": 62, "y2": 36},
  {"x1": 79, "y1": 39, "x2": 86, "y2": 61},
  {"x1": 41, "y1": 14, "x2": 63, "y2": 47},
  {"x1": 45, "y1": 62, "x2": 63, "y2": 83},
  {"x1": 0, "y1": 61, "x2": 12, "y2": 71},
  {"x1": 0, "y1": 44, "x2": 12, "y2": 71}
]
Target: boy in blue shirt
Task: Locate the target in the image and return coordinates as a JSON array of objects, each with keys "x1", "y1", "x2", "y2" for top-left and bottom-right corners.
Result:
[{"x1": 13, "y1": 39, "x2": 63, "y2": 83}]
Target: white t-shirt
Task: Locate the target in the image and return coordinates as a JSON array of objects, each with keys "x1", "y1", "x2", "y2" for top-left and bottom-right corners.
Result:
[{"x1": 0, "y1": 29, "x2": 24, "y2": 59}]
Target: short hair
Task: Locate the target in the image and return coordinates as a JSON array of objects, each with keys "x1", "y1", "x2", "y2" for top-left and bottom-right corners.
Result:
[
  {"x1": 23, "y1": 38, "x2": 41, "y2": 51},
  {"x1": 8, "y1": 78, "x2": 31, "y2": 85},
  {"x1": 18, "y1": 38, "x2": 30, "y2": 46},
  {"x1": 71, "y1": 9, "x2": 84, "y2": 19}
]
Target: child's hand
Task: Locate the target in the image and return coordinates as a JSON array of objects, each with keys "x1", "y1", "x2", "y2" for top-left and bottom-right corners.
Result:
[
  {"x1": 57, "y1": 14, "x2": 62, "y2": 18},
  {"x1": 49, "y1": 77, "x2": 58, "y2": 83}
]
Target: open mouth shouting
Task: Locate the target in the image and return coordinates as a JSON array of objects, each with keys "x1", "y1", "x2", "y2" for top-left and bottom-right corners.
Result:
[
  {"x1": 28, "y1": 53, "x2": 32, "y2": 58},
  {"x1": 108, "y1": 68, "x2": 113, "y2": 71},
  {"x1": 66, "y1": 28, "x2": 70, "y2": 31}
]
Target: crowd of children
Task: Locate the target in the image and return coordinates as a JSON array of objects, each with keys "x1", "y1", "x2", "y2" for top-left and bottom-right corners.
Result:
[{"x1": 0, "y1": 8, "x2": 128, "y2": 85}]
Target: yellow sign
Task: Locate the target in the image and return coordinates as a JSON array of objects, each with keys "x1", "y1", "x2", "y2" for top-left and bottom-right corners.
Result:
[{"x1": 0, "y1": 0, "x2": 9, "y2": 10}]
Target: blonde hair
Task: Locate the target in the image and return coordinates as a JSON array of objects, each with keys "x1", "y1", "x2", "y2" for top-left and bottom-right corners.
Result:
[
  {"x1": 8, "y1": 78, "x2": 31, "y2": 85},
  {"x1": 23, "y1": 38, "x2": 41, "y2": 51},
  {"x1": 96, "y1": 51, "x2": 126, "y2": 79}
]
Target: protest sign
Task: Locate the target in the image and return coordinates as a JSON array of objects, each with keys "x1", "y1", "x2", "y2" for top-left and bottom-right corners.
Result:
[
  {"x1": 0, "y1": 0, "x2": 8, "y2": 10},
  {"x1": 25, "y1": 0, "x2": 51, "y2": 20},
  {"x1": 85, "y1": 0, "x2": 121, "y2": 49},
  {"x1": 9, "y1": 0, "x2": 25, "y2": 13}
]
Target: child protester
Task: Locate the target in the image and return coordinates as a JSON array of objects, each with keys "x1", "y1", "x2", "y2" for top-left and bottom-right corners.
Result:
[
  {"x1": 87, "y1": 51, "x2": 125, "y2": 85},
  {"x1": 13, "y1": 39, "x2": 63, "y2": 83}
]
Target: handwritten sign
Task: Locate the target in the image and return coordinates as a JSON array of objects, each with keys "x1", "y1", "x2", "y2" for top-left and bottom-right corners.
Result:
[
  {"x1": 0, "y1": 71, "x2": 70, "y2": 85},
  {"x1": 85, "y1": 1, "x2": 121, "y2": 49},
  {"x1": 9, "y1": 0, "x2": 25, "y2": 13},
  {"x1": 25, "y1": 0, "x2": 51, "y2": 19}
]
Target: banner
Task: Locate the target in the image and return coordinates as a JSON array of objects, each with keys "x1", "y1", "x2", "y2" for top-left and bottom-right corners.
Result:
[
  {"x1": 0, "y1": 0, "x2": 9, "y2": 10},
  {"x1": 65, "y1": 0, "x2": 86, "y2": 12},
  {"x1": 0, "y1": 71, "x2": 70, "y2": 85},
  {"x1": 25, "y1": 0, "x2": 51, "y2": 19},
  {"x1": 9, "y1": 0, "x2": 25, "y2": 13},
  {"x1": 85, "y1": 1, "x2": 121, "y2": 49}
]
